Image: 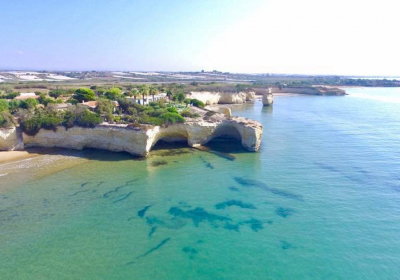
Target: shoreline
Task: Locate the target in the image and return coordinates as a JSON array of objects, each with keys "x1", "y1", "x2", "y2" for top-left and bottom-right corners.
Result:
[{"x1": 0, "y1": 149, "x2": 42, "y2": 164}]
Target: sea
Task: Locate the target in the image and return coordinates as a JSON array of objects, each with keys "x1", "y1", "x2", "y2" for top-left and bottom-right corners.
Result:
[{"x1": 1, "y1": 87, "x2": 400, "y2": 279}]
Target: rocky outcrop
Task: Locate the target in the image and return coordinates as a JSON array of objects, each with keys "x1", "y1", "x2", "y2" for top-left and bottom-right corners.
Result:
[
  {"x1": 23, "y1": 125, "x2": 150, "y2": 156},
  {"x1": 20, "y1": 117, "x2": 262, "y2": 156},
  {"x1": 262, "y1": 93, "x2": 274, "y2": 106},
  {"x1": 218, "y1": 107, "x2": 232, "y2": 117},
  {"x1": 0, "y1": 127, "x2": 24, "y2": 151},
  {"x1": 270, "y1": 87, "x2": 346, "y2": 96},
  {"x1": 187, "y1": 91, "x2": 255, "y2": 105}
]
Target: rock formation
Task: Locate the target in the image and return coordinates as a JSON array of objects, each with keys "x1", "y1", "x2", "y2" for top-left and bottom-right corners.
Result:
[
  {"x1": 0, "y1": 127, "x2": 23, "y2": 151},
  {"x1": 218, "y1": 107, "x2": 232, "y2": 117},
  {"x1": 270, "y1": 86, "x2": 346, "y2": 96},
  {"x1": 1, "y1": 116, "x2": 263, "y2": 157},
  {"x1": 262, "y1": 93, "x2": 274, "y2": 106},
  {"x1": 187, "y1": 91, "x2": 255, "y2": 105}
]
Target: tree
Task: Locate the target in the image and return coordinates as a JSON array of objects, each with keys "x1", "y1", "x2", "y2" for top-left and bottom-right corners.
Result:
[
  {"x1": 166, "y1": 90, "x2": 173, "y2": 100},
  {"x1": 49, "y1": 90, "x2": 63, "y2": 99},
  {"x1": 95, "y1": 98, "x2": 114, "y2": 122},
  {"x1": 105, "y1": 87, "x2": 122, "y2": 100},
  {"x1": 139, "y1": 84, "x2": 149, "y2": 105},
  {"x1": 73, "y1": 88, "x2": 95, "y2": 103},
  {"x1": 96, "y1": 88, "x2": 106, "y2": 97},
  {"x1": 177, "y1": 92, "x2": 185, "y2": 103},
  {"x1": 149, "y1": 86, "x2": 158, "y2": 102},
  {"x1": 0, "y1": 111, "x2": 16, "y2": 128},
  {"x1": 8, "y1": 100, "x2": 20, "y2": 112},
  {"x1": 19, "y1": 98, "x2": 38, "y2": 110},
  {"x1": 0, "y1": 99, "x2": 9, "y2": 112}
]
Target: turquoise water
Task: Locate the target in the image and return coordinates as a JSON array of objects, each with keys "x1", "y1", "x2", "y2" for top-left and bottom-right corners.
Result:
[{"x1": 1, "y1": 87, "x2": 400, "y2": 279}]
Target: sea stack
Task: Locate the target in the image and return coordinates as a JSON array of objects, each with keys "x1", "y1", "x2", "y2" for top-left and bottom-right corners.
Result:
[{"x1": 262, "y1": 93, "x2": 274, "y2": 106}]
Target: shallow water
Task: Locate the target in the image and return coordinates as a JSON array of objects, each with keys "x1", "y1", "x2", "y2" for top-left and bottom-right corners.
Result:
[{"x1": 1, "y1": 87, "x2": 400, "y2": 279}]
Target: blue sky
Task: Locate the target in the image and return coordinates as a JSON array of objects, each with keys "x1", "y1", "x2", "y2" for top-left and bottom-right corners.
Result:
[{"x1": 1, "y1": 0, "x2": 399, "y2": 75}]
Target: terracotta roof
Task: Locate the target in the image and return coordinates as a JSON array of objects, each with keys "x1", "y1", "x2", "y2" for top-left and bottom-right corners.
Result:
[
  {"x1": 82, "y1": 101, "x2": 98, "y2": 108},
  {"x1": 81, "y1": 101, "x2": 119, "y2": 109}
]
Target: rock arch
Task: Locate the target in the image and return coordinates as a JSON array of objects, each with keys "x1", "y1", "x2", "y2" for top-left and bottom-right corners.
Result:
[
  {"x1": 206, "y1": 122, "x2": 243, "y2": 143},
  {"x1": 147, "y1": 125, "x2": 190, "y2": 152}
]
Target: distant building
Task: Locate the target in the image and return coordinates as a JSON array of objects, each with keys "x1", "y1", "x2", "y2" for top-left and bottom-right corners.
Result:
[
  {"x1": 15, "y1": 92, "x2": 40, "y2": 100},
  {"x1": 53, "y1": 103, "x2": 71, "y2": 111},
  {"x1": 81, "y1": 100, "x2": 119, "y2": 112},
  {"x1": 127, "y1": 93, "x2": 167, "y2": 105}
]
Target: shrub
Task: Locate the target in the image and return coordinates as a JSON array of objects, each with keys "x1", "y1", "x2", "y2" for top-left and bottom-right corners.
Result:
[
  {"x1": 167, "y1": 107, "x2": 178, "y2": 114},
  {"x1": 41, "y1": 116, "x2": 62, "y2": 131},
  {"x1": 180, "y1": 109, "x2": 200, "y2": 118},
  {"x1": 0, "y1": 111, "x2": 16, "y2": 129},
  {"x1": 190, "y1": 99, "x2": 205, "y2": 108},
  {"x1": 20, "y1": 117, "x2": 43, "y2": 135},
  {"x1": 0, "y1": 99, "x2": 9, "y2": 112},
  {"x1": 75, "y1": 110, "x2": 102, "y2": 128},
  {"x1": 139, "y1": 115, "x2": 165, "y2": 126},
  {"x1": 160, "y1": 112, "x2": 184, "y2": 125},
  {"x1": 19, "y1": 98, "x2": 38, "y2": 110}
]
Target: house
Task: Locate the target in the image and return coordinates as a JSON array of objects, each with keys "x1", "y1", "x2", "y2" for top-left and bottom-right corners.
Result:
[
  {"x1": 127, "y1": 93, "x2": 167, "y2": 105},
  {"x1": 53, "y1": 103, "x2": 71, "y2": 111},
  {"x1": 81, "y1": 100, "x2": 119, "y2": 112},
  {"x1": 15, "y1": 92, "x2": 40, "y2": 100}
]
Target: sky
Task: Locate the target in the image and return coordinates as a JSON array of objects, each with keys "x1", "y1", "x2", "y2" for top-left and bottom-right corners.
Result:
[{"x1": 1, "y1": 0, "x2": 399, "y2": 76}]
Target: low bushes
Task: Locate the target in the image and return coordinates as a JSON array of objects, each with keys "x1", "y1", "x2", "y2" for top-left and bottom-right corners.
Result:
[
  {"x1": 0, "y1": 111, "x2": 16, "y2": 129},
  {"x1": 20, "y1": 107, "x2": 102, "y2": 135},
  {"x1": 190, "y1": 99, "x2": 205, "y2": 108}
]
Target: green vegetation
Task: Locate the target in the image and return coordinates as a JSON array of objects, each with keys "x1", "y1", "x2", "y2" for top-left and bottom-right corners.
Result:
[
  {"x1": 19, "y1": 106, "x2": 102, "y2": 135},
  {"x1": 0, "y1": 100, "x2": 16, "y2": 128},
  {"x1": 73, "y1": 88, "x2": 95, "y2": 102},
  {"x1": 189, "y1": 99, "x2": 205, "y2": 108},
  {"x1": 105, "y1": 87, "x2": 122, "y2": 100}
]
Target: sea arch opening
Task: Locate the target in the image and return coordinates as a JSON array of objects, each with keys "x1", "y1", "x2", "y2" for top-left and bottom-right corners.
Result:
[
  {"x1": 204, "y1": 123, "x2": 245, "y2": 153},
  {"x1": 150, "y1": 128, "x2": 190, "y2": 152}
]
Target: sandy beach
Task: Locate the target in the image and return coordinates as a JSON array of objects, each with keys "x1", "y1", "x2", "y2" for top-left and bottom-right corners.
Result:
[{"x1": 0, "y1": 150, "x2": 41, "y2": 164}]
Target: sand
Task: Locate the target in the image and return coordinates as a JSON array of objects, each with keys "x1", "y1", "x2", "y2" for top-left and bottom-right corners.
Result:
[{"x1": 0, "y1": 150, "x2": 41, "y2": 164}]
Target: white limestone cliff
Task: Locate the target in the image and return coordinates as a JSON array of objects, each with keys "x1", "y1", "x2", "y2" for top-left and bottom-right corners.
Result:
[
  {"x1": 0, "y1": 127, "x2": 24, "y2": 151},
  {"x1": 18, "y1": 116, "x2": 262, "y2": 156},
  {"x1": 187, "y1": 91, "x2": 255, "y2": 105}
]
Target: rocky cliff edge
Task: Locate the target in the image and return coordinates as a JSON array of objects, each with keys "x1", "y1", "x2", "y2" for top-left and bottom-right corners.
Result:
[{"x1": 1, "y1": 116, "x2": 262, "y2": 156}]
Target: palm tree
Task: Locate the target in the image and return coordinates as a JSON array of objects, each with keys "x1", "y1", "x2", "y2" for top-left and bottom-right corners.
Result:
[
  {"x1": 131, "y1": 88, "x2": 139, "y2": 103},
  {"x1": 139, "y1": 84, "x2": 149, "y2": 105},
  {"x1": 149, "y1": 86, "x2": 158, "y2": 102},
  {"x1": 166, "y1": 89, "x2": 173, "y2": 101}
]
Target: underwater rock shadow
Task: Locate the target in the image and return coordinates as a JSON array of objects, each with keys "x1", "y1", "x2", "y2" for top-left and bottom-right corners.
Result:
[
  {"x1": 313, "y1": 161, "x2": 374, "y2": 185},
  {"x1": 138, "y1": 205, "x2": 152, "y2": 218},
  {"x1": 215, "y1": 200, "x2": 257, "y2": 210},
  {"x1": 168, "y1": 207, "x2": 231, "y2": 227},
  {"x1": 234, "y1": 177, "x2": 303, "y2": 201},
  {"x1": 275, "y1": 207, "x2": 295, "y2": 218},
  {"x1": 126, "y1": 237, "x2": 171, "y2": 265}
]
